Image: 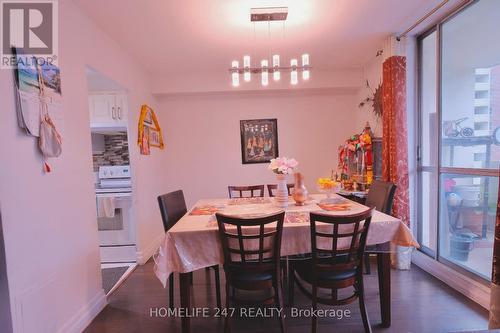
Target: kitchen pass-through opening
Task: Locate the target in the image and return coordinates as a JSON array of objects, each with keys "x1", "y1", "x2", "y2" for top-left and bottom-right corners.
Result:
[{"x1": 86, "y1": 66, "x2": 137, "y2": 296}]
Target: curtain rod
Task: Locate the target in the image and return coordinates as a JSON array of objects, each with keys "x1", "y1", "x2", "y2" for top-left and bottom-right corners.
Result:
[{"x1": 396, "y1": 0, "x2": 451, "y2": 41}]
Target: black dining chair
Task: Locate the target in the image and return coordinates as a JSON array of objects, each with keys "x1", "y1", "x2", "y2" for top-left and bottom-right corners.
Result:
[
  {"x1": 267, "y1": 184, "x2": 295, "y2": 197},
  {"x1": 215, "y1": 211, "x2": 286, "y2": 333},
  {"x1": 291, "y1": 209, "x2": 374, "y2": 333},
  {"x1": 158, "y1": 190, "x2": 221, "y2": 309},
  {"x1": 228, "y1": 185, "x2": 265, "y2": 198},
  {"x1": 363, "y1": 180, "x2": 396, "y2": 274}
]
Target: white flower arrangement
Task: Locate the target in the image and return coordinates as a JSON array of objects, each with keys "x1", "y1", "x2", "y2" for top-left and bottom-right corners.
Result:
[{"x1": 268, "y1": 157, "x2": 299, "y2": 175}]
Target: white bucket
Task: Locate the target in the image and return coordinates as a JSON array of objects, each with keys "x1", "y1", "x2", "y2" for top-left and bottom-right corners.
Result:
[{"x1": 391, "y1": 246, "x2": 413, "y2": 270}]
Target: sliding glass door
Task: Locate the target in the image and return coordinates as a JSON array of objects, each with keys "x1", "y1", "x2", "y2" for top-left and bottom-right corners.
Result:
[{"x1": 418, "y1": 0, "x2": 500, "y2": 280}]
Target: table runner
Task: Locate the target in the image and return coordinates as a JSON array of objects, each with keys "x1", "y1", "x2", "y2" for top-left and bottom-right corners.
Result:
[{"x1": 154, "y1": 194, "x2": 418, "y2": 287}]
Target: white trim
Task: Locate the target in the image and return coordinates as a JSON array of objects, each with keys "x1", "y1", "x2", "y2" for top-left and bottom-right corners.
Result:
[
  {"x1": 55, "y1": 290, "x2": 107, "y2": 333},
  {"x1": 412, "y1": 251, "x2": 490, "y2": 309},
  {"x1": 136, "y1": 233, "x2": 165, "y2": 265}
]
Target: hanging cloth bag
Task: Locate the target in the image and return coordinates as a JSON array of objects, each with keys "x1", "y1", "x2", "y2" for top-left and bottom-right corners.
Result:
[
  {"x1": 39, "y1": 105, "x2": 62, "y2": 157},
  {"x1": 37, "y1": 66, "x2": 62, "y2": 172}
]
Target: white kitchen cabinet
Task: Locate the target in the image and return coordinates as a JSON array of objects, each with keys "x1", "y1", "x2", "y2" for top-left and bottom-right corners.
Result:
[
  {"x1": 114, "y1": 94, "x2": 128, "y2": 122},
  {"x1": 89, "y1": 93, "x2": 128, "y2": 127}
]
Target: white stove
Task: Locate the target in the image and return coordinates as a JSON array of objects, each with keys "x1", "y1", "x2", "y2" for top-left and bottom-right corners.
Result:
[
  {"x1": 95, "y1": 165, "x2": 136, "y2": 263},
  {"x1": 96, "y1": 165, "x2": 132, "y2": 194},
  {"x1": 96, "y1": 187, "x2": 132, "y2": 194}
]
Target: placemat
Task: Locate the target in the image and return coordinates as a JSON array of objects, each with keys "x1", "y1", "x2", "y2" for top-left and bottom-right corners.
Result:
[
  {"x1": 317, "y1": 202, "x2": 352, "y2": 211},
  {"x1": 190, "y1": 205, "x2": 222, "y2": 215},
  {"x1": 228, "y1": 197, "x2": 272, "y2": 205}
]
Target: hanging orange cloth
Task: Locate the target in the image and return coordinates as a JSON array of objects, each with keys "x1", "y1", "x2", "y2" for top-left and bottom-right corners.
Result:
[
  {"x1": 137, "y1": 104, "x2": 164, "y2": 155},
  {"x1": 382, "y1": 55, "x2": 410, "y2": 226}
]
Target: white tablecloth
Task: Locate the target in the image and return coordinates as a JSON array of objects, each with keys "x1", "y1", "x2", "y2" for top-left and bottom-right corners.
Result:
[{"x1": 154, "y1": 194, "x2": 418, "y2": 287}]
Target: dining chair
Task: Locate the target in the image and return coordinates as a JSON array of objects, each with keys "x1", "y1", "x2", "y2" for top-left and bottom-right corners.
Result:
[
  {"x1": 215, "y1": 211, "x2": 286, "y2": 333},
  {"x1": 363, "y1": 180, "x2": 396, "y2": 274},
  {"x1": 158, "y1": 190, "x2": 221, "y2": 309},
  {"x1": 227, "y1": 185, "x2": 265, "y2": 198},
  {"x1": 291, "y1": 209, "x2": 374, "y2": 333},
  {"x1": 267, "y1": 184, "x2": 295, "y2": 197}
]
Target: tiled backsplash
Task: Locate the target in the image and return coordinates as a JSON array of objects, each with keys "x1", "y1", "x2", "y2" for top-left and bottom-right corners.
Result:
[{"x1": 92, "y1": 132, "x2": 130, "y2": 171}]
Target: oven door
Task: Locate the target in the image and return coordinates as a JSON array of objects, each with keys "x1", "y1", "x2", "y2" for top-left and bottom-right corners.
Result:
[{"x1": 96, "y1": 192, "x2": 134, "y2": 246}]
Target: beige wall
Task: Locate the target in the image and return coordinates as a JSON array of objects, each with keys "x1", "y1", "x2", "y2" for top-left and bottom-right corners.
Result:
[
  {"x1": 0, "y1": 1, "x2": 165, "y2": 332},
  {"x1": 156, "y1": 90, "x2": 365, "y2": 207}
]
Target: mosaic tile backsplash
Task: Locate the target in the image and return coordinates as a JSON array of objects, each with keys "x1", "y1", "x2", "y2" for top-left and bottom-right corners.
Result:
[{"x1": 92, "y1": 133, "x2": 130, "y2": 171}]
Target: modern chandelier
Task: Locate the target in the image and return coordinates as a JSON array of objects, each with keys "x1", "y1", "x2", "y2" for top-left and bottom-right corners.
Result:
[{"x1": 229, "y1": 7, "x2": 311, "y2": 87}]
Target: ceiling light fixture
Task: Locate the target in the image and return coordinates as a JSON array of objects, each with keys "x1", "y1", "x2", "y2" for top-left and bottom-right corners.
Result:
[{"x1": 229, "y1": 7, "x2": 311, "y2": 87}]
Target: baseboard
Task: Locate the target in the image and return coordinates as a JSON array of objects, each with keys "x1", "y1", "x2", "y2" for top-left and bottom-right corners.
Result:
[
  {"x1": 412, "y1": 251, "x2": 490, "y2": 309},
  {"x1": 136, "y1": 233, "x2": 165, "y2": 265},
  {"x1": 55, "y1": 289, "x2": 107, "y2": 333}
]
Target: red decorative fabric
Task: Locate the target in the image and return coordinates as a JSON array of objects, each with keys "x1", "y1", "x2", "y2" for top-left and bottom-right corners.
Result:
[
  {"x1": 490, "y1": 172, "x2": 500, "y2": 328},
  {"x1": 492, "y1": 172, "x2": 499, "y2": 286},
  {"x1": 382, "y1": 56, "x2": 410, "y2": 226}
]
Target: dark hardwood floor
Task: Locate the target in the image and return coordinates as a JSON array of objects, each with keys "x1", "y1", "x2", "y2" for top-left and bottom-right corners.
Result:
[{"x1": 84, "y1": 260, "x2": 489, "y2": 333}]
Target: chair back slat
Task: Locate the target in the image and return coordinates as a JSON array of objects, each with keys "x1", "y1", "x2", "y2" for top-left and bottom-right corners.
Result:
[
  {"x1": 216, "y1": 212, "x2": 285, "y2": 270},
  {"x1": 157, "y1": 190, "x2": 187, "y2": 232},
  {"x1": 347, "y1": 222, "x2": 360, "y2": 262},
  {"x1": 332, "y1": 224, "x2": 339, "y2": 258},
  {"x1": 236, "y1": 225, "x2": 245, "y2": 262},
  {"x1": 259, "y1": 224, "x2": 265, "y2": 262},
  {"x1": 228, "y1": 185, "x2": 265, "y2": 198},
  {"x1": 225, "y1": 230, "x2": 277, "y2": 239},
  {"x1": 228, "y1": 248, "x2": 273, "y2": 255},
  {"x1": 310, "y1": 209, "x2": 373, "y2": 274},
  {"x1": 267, "y1": 184, "x2": 295, "y2": 197}
]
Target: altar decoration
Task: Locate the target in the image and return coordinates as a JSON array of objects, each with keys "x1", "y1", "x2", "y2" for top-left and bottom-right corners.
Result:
[
  {"x1": 337, "y1": 122, "x2": 374, "y2": 190},
  {"x1": 137, "y1": 105, "x2": 164, "y2": 155}
]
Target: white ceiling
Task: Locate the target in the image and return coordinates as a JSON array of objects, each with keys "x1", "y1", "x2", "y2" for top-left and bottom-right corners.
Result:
[{"x1": 74, "y1": 0, "x2": 449, "y2": 77}]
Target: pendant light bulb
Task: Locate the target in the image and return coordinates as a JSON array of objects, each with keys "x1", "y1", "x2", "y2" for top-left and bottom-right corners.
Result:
[
  {"x1": 231, "y1": 60, "x2": 239, "y2": 87},
  {"x1": 243, "y1": 55, "x2": 251, "y2": 82},
  {"x1": 261, "y1": 59, "x2": 269, "y2": 86},
  {"x1": 302, "y1": 54, "x2": 310, "y2": 80},
  {"x1": 272, "y1": 55, "x2": 280, "y2": 81},
  {"x1": 290, "y1": 58, "x2": 298, "y2": 85},
  {"x1": 301, "y1": 54, "x2": 310, "y2": 66}
]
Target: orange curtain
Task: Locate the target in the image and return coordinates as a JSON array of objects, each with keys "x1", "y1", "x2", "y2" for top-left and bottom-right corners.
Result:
[{"x1": 382, "y1": 55, "x2": 410, "y2": 226}]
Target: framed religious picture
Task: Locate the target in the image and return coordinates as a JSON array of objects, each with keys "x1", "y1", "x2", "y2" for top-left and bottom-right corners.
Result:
[{"x1": 240, "y1": 118, "x2": 279, "y2": 164}]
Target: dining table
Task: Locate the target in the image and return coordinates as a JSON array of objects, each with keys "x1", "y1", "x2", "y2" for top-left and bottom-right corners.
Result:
[{"x1": 154, "y1": 193, "x2": 419, "y2": 333}]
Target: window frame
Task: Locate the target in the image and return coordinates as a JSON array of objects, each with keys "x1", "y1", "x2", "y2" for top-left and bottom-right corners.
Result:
[
  {"x1": 416, "y1": 26, "x2": 439, "y2": 259},
  {"x1": 416, "y1": 0, "x2": 497, "y2": 285}
]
